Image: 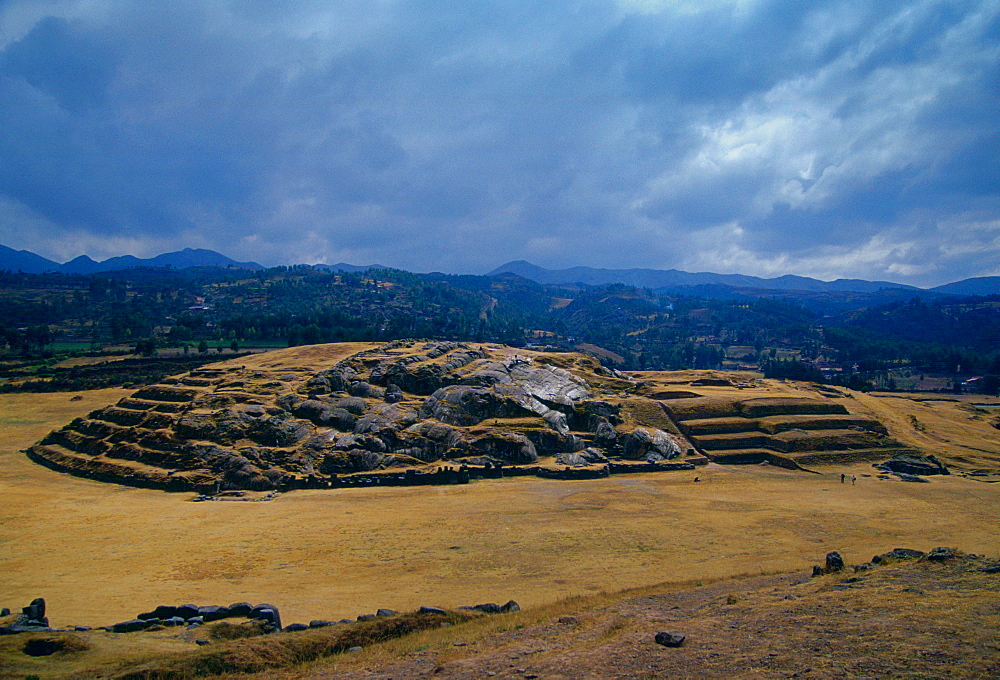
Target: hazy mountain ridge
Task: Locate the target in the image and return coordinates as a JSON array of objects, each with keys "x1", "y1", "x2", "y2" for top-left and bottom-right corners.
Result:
[
  {"x1": 488, "y1": 260, "x2": 961, "y2": 295},
  {"x1": 0, "y1": 245, "x2": 262, "y2": 274},
  {"x1": 2, "y1": 244, "x2": 998, "y2": 297}
]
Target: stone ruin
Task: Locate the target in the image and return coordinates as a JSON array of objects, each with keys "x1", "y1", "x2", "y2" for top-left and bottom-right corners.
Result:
[
  {"x1": 27, "y1": 340, "x2": 690, "y2": 493},
  {"x1": 0, "y1": 596, "x2": 521, "y2": 639}
]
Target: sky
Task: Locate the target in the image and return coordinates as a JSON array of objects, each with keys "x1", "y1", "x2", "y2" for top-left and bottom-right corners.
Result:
[{"x1": 0, "y1": 1, "x2": 997, "y2": 286}]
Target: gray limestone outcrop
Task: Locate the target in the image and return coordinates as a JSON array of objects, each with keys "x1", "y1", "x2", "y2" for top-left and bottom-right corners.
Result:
[{"x1": 24, "y1": 340, "x2": 703, "y2": 493}]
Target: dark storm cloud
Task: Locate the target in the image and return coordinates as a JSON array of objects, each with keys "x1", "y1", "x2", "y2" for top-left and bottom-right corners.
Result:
[{"x1": 0, "y1": 0, "x2": 996, "y2": 285}]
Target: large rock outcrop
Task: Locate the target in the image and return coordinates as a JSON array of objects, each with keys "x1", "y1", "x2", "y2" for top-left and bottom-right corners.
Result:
[{"x1": 28, "y1": 341, "x2": 674, "y2": 492}]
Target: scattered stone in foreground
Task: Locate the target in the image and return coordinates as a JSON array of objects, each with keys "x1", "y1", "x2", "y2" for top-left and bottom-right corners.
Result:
[
  {"x1": 2, "y1": 596, "x2": 522, "y2": 640},
  {"x1": 654, "y1": 631, "x2": 686, "y2": 647},
  {"x1": 927, "y1": 546, "x2": 955, "y2": 561}
]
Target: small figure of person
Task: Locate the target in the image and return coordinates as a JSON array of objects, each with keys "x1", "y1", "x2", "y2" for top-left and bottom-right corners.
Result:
[
  {"x1": 841, "y1": 473, "x2": 846, "y2": 484},
  {"x1": 851, "y1": 475, "x2": 857, "y2": 485}
]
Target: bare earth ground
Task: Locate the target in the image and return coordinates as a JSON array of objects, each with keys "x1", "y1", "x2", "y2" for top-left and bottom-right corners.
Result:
[{"x1": 281, "y1": 555, "x2": 1000, "y2": 680}]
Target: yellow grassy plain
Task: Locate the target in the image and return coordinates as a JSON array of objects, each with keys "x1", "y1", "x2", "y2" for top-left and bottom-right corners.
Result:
[{"x1": 2, "y1": 387, "x2": 999, "y2": 630}]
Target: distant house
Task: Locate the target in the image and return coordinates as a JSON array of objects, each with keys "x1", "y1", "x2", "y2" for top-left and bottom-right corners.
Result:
[{"x1": 962, "y1": 376, "x2": 984, "y2": 390}]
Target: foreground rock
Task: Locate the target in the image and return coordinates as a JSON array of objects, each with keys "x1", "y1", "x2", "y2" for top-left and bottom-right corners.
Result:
[
  {"x1": 654, "y1": 631, "x2": 686, "y2": 647},
  {"x1": 0, "y1": 597, "x2": 50, "y2": 634}
]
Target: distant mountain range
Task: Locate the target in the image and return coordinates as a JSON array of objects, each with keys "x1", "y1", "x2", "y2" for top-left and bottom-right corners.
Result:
[
  {"x1": 488, "y1": 260, "x2": 1000, "y2": 297},
  {"x1": 2, "y1": 244, "x2": 998, "y2": 297},
  {"x1": 0, "y1": 245, "x2": 263, "y2": 274}
]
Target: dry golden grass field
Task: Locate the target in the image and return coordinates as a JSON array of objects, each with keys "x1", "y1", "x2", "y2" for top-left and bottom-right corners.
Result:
[{"x1": 2, "y1": 351, "x2": 999, "y2": 642}]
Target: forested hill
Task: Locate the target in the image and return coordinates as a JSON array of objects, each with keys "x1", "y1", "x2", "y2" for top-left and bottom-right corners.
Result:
[{"x1": 0, "y1": 266, "x2": 998, "y2": 392}]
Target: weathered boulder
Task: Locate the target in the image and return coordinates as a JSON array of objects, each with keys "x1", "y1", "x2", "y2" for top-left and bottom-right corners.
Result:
[
  {"x1": 175, "y1": 604, "x2": 200, "y2": 620},
  {"x1": 581, "y1": 400, "x2": 620, "y2": 429},
  {"x1": 507, "y1": 362, "x2": 590, "y2": 407},
  {"x1": 138, "y1": 605, "x2": 177, "y2": 621},
  {"x1": 826, "y1": 551, "x2": 845, "y2": 572},
  {"x1": 461, "y1": 361, "x2": 512, "y2": 387},
  {"x1": 651, "y1": 429, "x2": 681, "y2": 459},
  {"x1": 227, "y1": 602, "x2": 253, "y2": 618},
  {"x1": 348, "y1": 381, "x2": 384, "y2": 399},
  {"x1": 443, "y1": 349, "x2": 486, "y2": 372},
  {"x1": 556, "y1": 452, "x2": 591, "y2": 466},
  {"x1": 384, "y1": 361, "x2": 447, "y2": 394},
  {"x1": 384, "y1": 383, "x2": 404, "y2": 403},
  {"x1": 275, "y1": 393, "x2": 302, "y2": 411},
  {"x1": 420, "y1": 386, "x2": 533, "y2": 426},
  {"x1": 468, "y1": 432, "x2": 538, "y2": 464},
  {"x1": 373, "y1": 403, "x2": 417, "y2": 426},
  {"x1": 927, "y1": 546, "x2": 955, "y2": 561},
  {"x1": 112, "y1": 618, "x2": 155, "y2": 633},
  {"x1": 336, "y1": 397, "x2": 368, "y2": 416},
  {"x1": 621, "y1": 428, "x2": 653, "y2": 459},
  {"x1": 335, "y1": 433, "x2": 387, "y2": 453},
  {"x1": 198, "y1": 605, "x2": 231, "y2": 622},
  {"x1": 292, "y1": 399, "x2": 335, "y2": 425},
  {"x1": 594, "y1": 420, "x2": 617, "y2": 445},
  {"x1": 872, "y1": 548, "x2": 925, "y2": 564},
  {"x1": 351, "y1": 449, "x2": 388, "y2": 471},
  {"x1": 248, "y1": 604, "x2": 282, "y2": 631},
  {"x1": 321, "y1": 449, "x2": 388, "y2": 474},
  {"x1": 580, "y1": 447, "x2": 609, "y2": 464},
  {"x1": 326, "y1": 408, "x2": 357, "y2": 431},
  {"x1": 22, "y1": 598, "x2": 45, "y2": 622},
  {"x1": 353, "y1": 413, "x2": 392, "y2": 434},
  {"x1": 875, "y1": 453, "x2": 949, "y2": 476},
  {"x1": 543, "y1": 410, "x2": 570, "y2": 435},
  {"x1": 309, "y1": 365, "x2": 358, "y2": 393},
  {"x1": 1, "y1": 618, "x2": 51, "y2": 635},
  {"x1": 654, "y1": 631, "x2": 685, "y2": 647},
  {"x1": 499, "y1": 600, "x2": 520, "y2": 613}
]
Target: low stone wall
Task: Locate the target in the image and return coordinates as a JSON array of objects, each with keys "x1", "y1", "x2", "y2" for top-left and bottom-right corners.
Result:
[{"x1": 0, "y1": 597, "x2": 521, "y2": 637}]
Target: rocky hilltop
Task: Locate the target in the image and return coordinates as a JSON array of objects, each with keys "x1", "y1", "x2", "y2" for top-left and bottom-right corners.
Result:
[
  {"x1": 27, "y1": 341, "x2": 693, "y2": 492},
  {"x1": 26, "y1": 340, "x2": 933, "y2": 493}
]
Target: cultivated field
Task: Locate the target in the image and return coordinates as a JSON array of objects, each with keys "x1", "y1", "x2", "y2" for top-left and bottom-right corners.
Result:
[{"x1": 2, "y1": 361, "x2": 999, "y2": 635}]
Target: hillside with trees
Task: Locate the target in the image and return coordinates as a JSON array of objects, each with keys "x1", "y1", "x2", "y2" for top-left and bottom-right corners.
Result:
[{"x1": 1, "y1": 265, "x2": 998, "y2": 394}]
